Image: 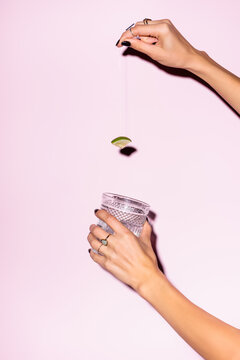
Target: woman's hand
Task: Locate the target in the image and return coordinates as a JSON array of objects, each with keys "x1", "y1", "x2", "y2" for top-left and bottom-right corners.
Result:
[
  {"x1": 116, "y1": 19, "x2": 200, "y2": 70},
  {"x1": 87, "y1": 210, "x2": 162, "y2": 292},
  {"x1": 117, "y1": 19, "x2": 240, "y2": 114},
  {"x1": 88, "y1": 212, "x2": 240, "y2": 359}
]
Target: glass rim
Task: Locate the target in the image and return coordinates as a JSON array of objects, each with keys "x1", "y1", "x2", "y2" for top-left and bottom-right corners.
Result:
[{"x1": 102, "y1": 192, "x2": 150, "y2": 210}]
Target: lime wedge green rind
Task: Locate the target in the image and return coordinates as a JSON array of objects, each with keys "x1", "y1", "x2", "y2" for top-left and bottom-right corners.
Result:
[{"x1": 111, "y1": 136, "x2": 132, "y2": 149}]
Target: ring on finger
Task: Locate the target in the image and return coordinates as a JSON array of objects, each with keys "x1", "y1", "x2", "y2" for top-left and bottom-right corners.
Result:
[
  {"x1": 126, "y1": 23, "x2": 141, "y2": 39},
  {"x1": 100, "y1": 233, "x2": 111, "y2": 246},
  {"x1": 143, "y1": 18, "x2": 152, "y2": 25},
  {"x1": 129, "y1": 27, "x2": 134, "y2": 36},
  {"x1": 127, "y1": 24, "x2": 135, "y2": 37},
  {"x1": 130, "y1": 27, "x2": 141, "y2": 40}
]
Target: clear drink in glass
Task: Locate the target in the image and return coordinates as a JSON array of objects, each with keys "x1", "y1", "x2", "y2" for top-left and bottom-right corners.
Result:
[{"x1": 98, "y1": 192, "x2": 150, "y2": 237}]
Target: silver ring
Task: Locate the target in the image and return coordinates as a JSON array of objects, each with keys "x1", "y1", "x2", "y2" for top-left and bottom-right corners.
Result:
[
  {"x1": 129, "y1": 27, "x2": 134, "y2": 36},
  {"x1": 129, "y1": 26, "x2": 141, "y2": 40},
  {"x1": 130, "y1": 27, "x2": 141, "y2": 40},
  {"x1": 143, "y1": 18, "x2": 152, "y2": 25},
  {"x1": 126, "y1": 23, "x2": 137, "y2": 38}
]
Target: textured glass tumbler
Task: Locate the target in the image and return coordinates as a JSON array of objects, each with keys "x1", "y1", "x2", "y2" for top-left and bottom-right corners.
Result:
[{"x1": 98, "y1": 193, "x2": 150, "y2": 237}]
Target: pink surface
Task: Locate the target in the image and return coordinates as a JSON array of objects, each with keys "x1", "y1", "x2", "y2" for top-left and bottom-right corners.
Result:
[{"x1": 0, "y1": 1, "x2": 240, "y2": 359}]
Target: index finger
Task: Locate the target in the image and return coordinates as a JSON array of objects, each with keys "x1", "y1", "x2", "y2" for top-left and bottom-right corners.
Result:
[
  {"x1": 95, "y1": 209, "x2": 129, "y2": 235},
  {"x1": 117, "y1": 24, "x2": 160, "y2": 47}
]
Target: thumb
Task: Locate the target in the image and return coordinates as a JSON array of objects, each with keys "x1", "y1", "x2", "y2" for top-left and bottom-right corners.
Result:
[
  {"x1": 125, "y1": 38, "x2": 159, "y2": 59},
  {"x1": 139, "y1": 220, "x2": 152, "y2": 245}
]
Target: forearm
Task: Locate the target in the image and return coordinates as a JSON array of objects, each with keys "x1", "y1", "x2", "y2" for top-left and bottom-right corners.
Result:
[
  {"x1": 187, "y1": 51, "x2": 240, "y2": 114},
  {"x1": 138, "y1": 271, "x2": 240, "y2": 360}
]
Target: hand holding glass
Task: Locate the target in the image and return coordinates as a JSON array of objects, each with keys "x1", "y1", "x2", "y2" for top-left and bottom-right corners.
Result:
[{"x1": 98, "y1": 192, "x2": 150, "y2": 237}]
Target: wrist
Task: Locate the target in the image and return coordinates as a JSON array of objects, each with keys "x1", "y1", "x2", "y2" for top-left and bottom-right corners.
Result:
[
  {"x1": 185, "y1": 49, "x2": 214, "y2": 77},
  {"x1": 136, "y1": 268, "x2": 168, "y2": 300}
]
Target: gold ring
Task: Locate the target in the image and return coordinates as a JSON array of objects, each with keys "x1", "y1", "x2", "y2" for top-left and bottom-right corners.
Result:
[
  {"x1": 143, "y1": 18, "x2": 152, "y2": 25},
  {"x1": 101, "y1": 234, "x2": 111, "y2": 246}
]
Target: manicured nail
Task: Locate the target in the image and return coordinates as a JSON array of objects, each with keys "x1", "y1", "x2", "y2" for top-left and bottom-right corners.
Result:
[
  {"x1": 88, "y1": 248, "x2": 91, "y2": 254},
  {"x1": 152, "y1": 42, "x2": 157, "y2": 45},
  {"x1": 121, "y1": 41, "x2": 131, "y2": 47},
  {"x1": 146, "y1": 217, "x2": 150, "y2": 223},
  {"x1": 94, "y1": 209, "x2": 99, "y2": 214},
  {"x1": 126, "y1": 23, "x2": 135, "y2": 31},
  {"x1": 115, "y1": 39, "x2": 120, "y2": 46}
]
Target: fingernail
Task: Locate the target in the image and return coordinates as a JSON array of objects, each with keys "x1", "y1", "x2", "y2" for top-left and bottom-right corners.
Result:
[
  {"x1": 146, "y1": 217, "x2": 149, "y2": 223},
  {"x1": 152, "y1": 42, "x2": 157, "y2": 45},
  {"x1": 125, "y1": 23, "x2": 135, "y2": 31},
  {"x1": 121, "y1": 41, "x2": 131, "y2": 47},
  {"x1": 94, "y1": 209, "x2": 99, "y2": 214},
  {"x1": 88, "y1": 248, "x2": 91, "y2": 254},
  {"x1": 115, "y1": 39, "x2": 120, "y2": 46}
]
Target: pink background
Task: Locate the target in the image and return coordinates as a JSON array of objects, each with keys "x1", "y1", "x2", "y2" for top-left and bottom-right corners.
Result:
[{"x1": 0, "y1": 1, "x2": 240, "y2": 359}]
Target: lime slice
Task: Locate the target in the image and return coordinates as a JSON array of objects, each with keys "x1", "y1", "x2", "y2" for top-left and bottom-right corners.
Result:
[{"x1": 111, "y1": 136, "x2": 132, "y2": 149}]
